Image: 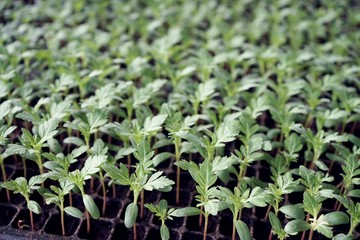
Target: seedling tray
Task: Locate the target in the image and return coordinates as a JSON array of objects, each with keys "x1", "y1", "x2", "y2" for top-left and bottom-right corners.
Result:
[{"x1": 1, "y1": 158, "x2": 358, "y2": 239}]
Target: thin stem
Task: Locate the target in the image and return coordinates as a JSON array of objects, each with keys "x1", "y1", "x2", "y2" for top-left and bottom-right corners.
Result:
[
  {"x1": 86, "y1": 209, "x2": 91, "y2": 234},
  {"x1": 305, "y1": 114, "x2": 312, "y2": 128},
  {"x1": 264, "y1": 204, "x2": 271, "y2": 220},
  {"x1": 347, "y1": 219, "x2": 357, "y2": 236},
  {"x1": 112, "y1": 183, "x2": 116, "y2": 198},
  {"x1": 199, "y1": 206, "x2": 203, "y2": 227},
  {"x1": 308, "y1": 229, "x2": 314, "y2": 240},
  {"x1": 175, "y1": 137, "x2": 181, "y2": 204},
  {"x1": 140, "y1": 190, "x2": 144, "y2": 218},
  {"x1": 69, "y1": 192, "x2": 73, "y2": 206},
  {"x1": 0, "y1": 163, "x2": 10, "y2": 201},
  {"x1": 99, "y1": 171, "x2": 107, "y2": 215},
  {"x1": 268, "y1": 229, "x2": 273, "y2": 240},
  {"x1": 23, "y1": 157, "x2": 27, "y2": 178},
  {"x1": 203, "y1": 214, "x2": 209, "y2": 240},
  {"x1": 232, "y1": 211, "x2": 239, "y2": 240},
  {"x1": 301, "y1": 214, "x2": 310, "y2": 240},
  {"x1": 133, "y1": 222, "x2": 137, "y2": 240},
  {"x1": 36, "y1": 152, "x2": 44, "y2": 187},
  {"x1": 29, "y1": 209, "x2": 35, "y2": 231},
  {"x1": 61, "y1": 200, "x2": 65, "y2": 236}
]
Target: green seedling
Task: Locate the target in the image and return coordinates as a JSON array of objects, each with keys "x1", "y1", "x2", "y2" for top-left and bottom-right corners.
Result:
[{"x1": 1, "y1": 175, "x2": 45, "y2": 231}]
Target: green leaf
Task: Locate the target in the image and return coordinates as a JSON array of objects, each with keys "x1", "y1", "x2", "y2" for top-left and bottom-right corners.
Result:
[
  {"x1": 317, "y1": 224, "x2": 333, "y2": 238},
  {"x1": 28, "y1": 200, "x2": 41, "y2": 214},
  {"x1": 83, "y1": 194, "x2": 100, "y2": 219},
  {"x1": 269, "y1": 212, "x2": 283, "y2": 232},
  {"x1": 279, "y1": 204, "x2": 305, "y2": 219},
  {"x1": 332, "y1": 233, "x2": 354, "y2": 240},
  {"x1": 63, "y1": 137, "x2": 85, "y2": 147},
  {"x1": 160, "y1": 225, "x2": 170, "y2": 240},
  {"x1": 81, "y1": 155, "x2": 107, "y2": 178},
  {"x1": 143, "y1": 114, "x2": 167, "y2": 133},
  {"x1": 212, "y1": 156, "x2": 235, "y2": 172},
  {"x1": 170, "y1": 207, "x2": 201, "y2": 217},
  {"x1": 303, "y1": 191, "x2": 321, "y2": 218},
  {"x1": 215, "y1": 121, "x2": 239, "y2": 147},
  {"x1": 38, "y1": 119, "x2": 59, "y2": 144},
  {"x1": 153, "y1": 152, "x2": 174, "y2": 167},
  {"x1": 348, "y1": 189, "x2": 360, "y2": 198},
  {"x1": 322, "y1": 212, "x2": 349, "y2": 225},
  {"x1": 103, "y1": 163, "x2": 130, "y2": 185},
  {"x1": 124, "y1": 203, "x2": 138, "y2": 228},
  {"x1": 88, "y1": 110, "x2": 108, "y2": 133},
  {"x1": 29, "y1": 175, "x2": 45, "y2": 189},
  {"x1": 64, "y1": 206, "x2": 83, "y2": 218},
  {"x1": 246, "y1": 187, "x2": 268, "y2": 207},
  {"x1": 235, "y1": 220, "x2": 251, "y2": 240},
  {"x1": 203, "y1": 199, "x2": 220, "y2": 216},
  {"x1": 285, "y1": 219, "x2": 310, "y2": 235},
  {"x1": 143, "y1": 171, "x2": 174, "y2": 191},
  {"x1": 315, "y1": 160, "x2": 329, "y2": 171}
]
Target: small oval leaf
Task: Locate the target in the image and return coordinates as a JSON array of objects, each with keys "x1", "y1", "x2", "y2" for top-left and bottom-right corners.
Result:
[
  {"x1": 285, "y1": 219, "x2": 310, "y2": 235},
  {"x1": 170, "y1": 207, "x2": 201, "y2": 217},
  {"x1": 28, "y1": 200, "x2": 41, "y2": 214},
  {"x1": 83, "y1": 194, "x2": 100, "y2": 219},
  {"x1": 160, "y1": 225, "x2": 170, "y2": 240},
  {"x1": 235, "y1": 220, "x2": 251, "y2": 240},
  {"x1": 279, "y1": 204, "x2": 305, "y2": 219},
  {"x1": 322, "y1": 212, "x2": 349, "y2": 226},
  {"x1": 64, "y1": 206, "x2": 83, "y2": 218},
  {"x1": 124, "y1": 203, "x2": 138, "y2": 228}
]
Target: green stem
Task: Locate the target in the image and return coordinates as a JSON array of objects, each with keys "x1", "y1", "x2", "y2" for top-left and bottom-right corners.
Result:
[
  {"x1": 99, "y1": 171, "x2": 107, "y2": 215},
  {"x1": 347, "y1": 219, "x2": 358, "y2": 236},
  {"x1": 0, "y1": 162, "x2": 10, "y2": 201},
  {"x1": 232, "y1": 211, "x2": 239, "y2": 240},
  {"x1": 174, "y1": 136, "x2": 181, "y2": 204}
]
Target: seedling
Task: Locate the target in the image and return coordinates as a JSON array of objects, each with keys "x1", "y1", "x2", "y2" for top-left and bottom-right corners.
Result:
[
  {"x1": 285, "y1": 192, "x2": 349, "y2": 240},
  {"x1": 103, "y1": 160, "x2": 174, "y2": 240},
  {"x1": 145, "y1": 199, "x2": 200, "y2": 240},
  {"x1": 1, "y1": 175, "x2": 45, "y2": 231},
  {"x1": 216, "y1": 181, "x2": 269, "y2": 240},
  {"x1": 66, "y1": 155, "x2": 107, "y2": 234},
  {"x1": 39, "y1": 181, "x2": 82, "y2": 236}
]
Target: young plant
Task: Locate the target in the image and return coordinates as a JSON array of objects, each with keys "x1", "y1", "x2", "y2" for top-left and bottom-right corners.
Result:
[
  {"x1": 285, "y1": 191, "x2": 349, "y2": 240},
  {"x1": 233, "y1": 113, "x2": 272, "y2": 184},
  {"x1": 161, "y1": 104, "x2": 200, "y2": 203},
  {"x1": 1, "y1": 175, "x2": 45, "y2": 231},
  {"x1": 103, "y1": 159, "x2": 174, "y2": 240},
  {"x1": 64, "y1": 109, "x2": 108, "y2": 150},
  {"x1": 265, "y1": 172, "x2": 299, "y2": 219},
  {"x1": 0, "y1": 109, "x2": 16, "y2": 201},
  {"x1": 334, "y1": 196, "x2": 360, "y2": 239},
  {"x1": 66, "y1": 155, "x2": 106, "y2": 234},
  {"x1": 5, "y1": 118, "x2": 60, "y2": 177},
  {"x1": 145, "y1": 199, "x2": 200, "y2": 240},
  {"x1": 39, "y1": 181, "x2": 82, "y2": 236},
  {"x1": 215, "y1": 181, "x2": 269, "y2": 240},
  {"x1": 293, "y1": 125, "x2": 347, "y2": 170},
  {"x1": 177, "y1": 158, "x2": 234, "y2": 240}
]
